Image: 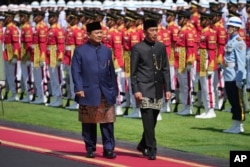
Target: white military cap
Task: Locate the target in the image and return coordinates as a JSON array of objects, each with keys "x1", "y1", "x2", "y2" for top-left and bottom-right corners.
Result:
[
  {"x1": 48, "y1": 0, "x2": 56, "y2": 7},
  {"x1": 40, "y1": 0, "x2": 49, "y2": 8},
  {"x1": 176, "y1": 0, "x2": 185, "y2": 7},
  {"x1": 103, "y1": 0, "x2": 114, "y2": 10},
  {"x1": 199, "y1": 0, "x2": 210, "y2": 8},
  {"x1": 126, "y1": 0, "x2": 137, "y2": 11},
  {"x1": 66, "y1": 1, "x2": 75, "y2": 9},
  {"x1": 31, "y1": 1, "x2": 40, "y2": 9},
  {"x1": 163, "y1": 0, "x2": 173, "y2": 10},
  {"x1": 92, "y1": 0, "x2": 103, "y2": 9},
  {"x1": 57, "y1": 0, "x2": 66, "y2": 7},
  {"x1": 238, "y1": 0, "x2": 247, "y2": 3}
]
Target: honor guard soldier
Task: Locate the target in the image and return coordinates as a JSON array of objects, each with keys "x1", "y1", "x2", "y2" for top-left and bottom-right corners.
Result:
[
  {"x1": 30, "y1": 11, "x2": 48, "y2": 105},
  {"x1": 223, "y1": 16, "x2": 246, "y2": 134},
  {"x1": 122, "y1": 13, "x2": 142, "y2": 118},
  {"x1": 175, "y1": 10, "x2": 195, "y2": 116},
  {"x1": 105, "y1": 13, "x2": 125, "y2": 116},
  {"x1": 63, "y1": 11, "x2": 83, "y2": 110},
  {"x1": 211, "y1": 10, "x2": 227, "y2": 111},
  {"x1": 46, "y1": 11, "x2": 65, "y2": 107},
  {"x1": 195, "y1": 12, "x2": 217, "y2": 119},
  {"x1": 19, "y1": 10, "x2": 33, "y2": 103},
  {"x1": 3, "y1": 11, "x2": 20, "y2": 102},
  {"x1": 164, "y1": 10, "x2": 179, "y2": 112}
]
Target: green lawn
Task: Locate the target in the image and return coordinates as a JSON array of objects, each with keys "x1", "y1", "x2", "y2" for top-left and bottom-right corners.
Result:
[{"x1": 0, "y1": 100, "x2": 250, "y2": 160}]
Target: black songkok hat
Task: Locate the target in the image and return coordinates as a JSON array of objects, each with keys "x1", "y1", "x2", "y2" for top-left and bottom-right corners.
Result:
[
  {"x1": 86, "y1": 21, "x2": 102, "y2": 32},
  {"x1": 143, "y1": 19, "x2": 158, "y2": 30}
]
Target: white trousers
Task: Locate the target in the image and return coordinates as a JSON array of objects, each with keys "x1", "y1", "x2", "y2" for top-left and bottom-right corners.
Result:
[
  {"x1": 65, "y1": 65, "x2": 75, "y2": 99},
  {"x1": 177, "y1": 68, "x2": 193, "y2": 106},
  {"x1": 4, "y1": 61, "x2": 17, "y2": 95},
  {"x1": 20, "y1": 62, "x2": 33, "y2": 94},
  {"x1": 48, "y1": 66, "x2": 62, "y2": 97},
  {"x1": 33, "y1": 65, "x2": 47, "y2": 98},
  {"x1": 199, "y1": 73, "x2": 215, "y2": 111}
]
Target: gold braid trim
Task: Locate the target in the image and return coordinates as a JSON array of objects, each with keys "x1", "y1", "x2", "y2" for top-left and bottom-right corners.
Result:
[
  {"x1": 33, "y1": 44, "x2": 40, "y2": 67},
  {"x1": 199, "y1": 49, "x2": 207, "y2": 77},
  {"x1": 124, "y1": 51, "x2": 130, "y2": 77},
  {"x1": 178, "y1": 47, "x2": 186, "y2": 73}
]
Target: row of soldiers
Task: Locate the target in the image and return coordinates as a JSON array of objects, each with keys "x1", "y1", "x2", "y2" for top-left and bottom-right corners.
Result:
[{"x1": 0, "y1": 0, "x2": 250, "y2": 120}]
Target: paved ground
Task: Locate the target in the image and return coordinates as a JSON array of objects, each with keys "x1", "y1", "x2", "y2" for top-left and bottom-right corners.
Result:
[{"x1": 0, "y1": 120, "x2": 229, "y2": 167}]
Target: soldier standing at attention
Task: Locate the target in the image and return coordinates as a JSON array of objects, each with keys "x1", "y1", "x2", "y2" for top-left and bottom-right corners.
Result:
[
  {"x1": 63, "y1": 11, "x2": 83, "y2": 110},
  {"x1": 223, "y1": 16, "x2": 246, "y2": 134},
  {"x1": 46, "y1": 11, "x2": 65, "y2": 107},
  {"x1": 19, "y1": 10, "x2": 33, "y2": 103},
  {"x1": 30, "y1": 11, "x2": 48, "y2": 105},
  {"x1": 3, "y1": 11, "x2": 20, "y2": 102}
]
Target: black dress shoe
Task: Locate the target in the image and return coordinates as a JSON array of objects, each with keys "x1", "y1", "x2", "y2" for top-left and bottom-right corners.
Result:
[
  {"x1": 86, "y1": 150, "x2": 95, "y2": 158},
  {"x1": 137, "y1": 145, "x2": 149, "y2": 156},
  {"x1": 148, "y1": 150, "x2": 156, "y2": 160},
  {"x1": 103, "y1": 150, "x2": 116, "y2": 159}
]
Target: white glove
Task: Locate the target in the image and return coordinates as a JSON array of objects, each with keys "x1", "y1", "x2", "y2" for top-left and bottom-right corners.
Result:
[
  {"x1": 207, "y1": 71, "x2": 214, "y2": 76},
  {"x1": 115, "y1": 68, "x2": 122, "y2": 73},
  {"x1": 236, "y1": 81, "x2": 243, "y2": 89},
  {"x1": 26, "y1": 61, "x2": 31, "y2": 66},
  {"x1": 186, "y1": 64, "x2": 192, "y2": 71},
  {"x1": 11, "y1": 58, "x2": 17, "y2": 64},
  {"x1": 40, "y1": 61, "x2": 46, "y2": 67}
]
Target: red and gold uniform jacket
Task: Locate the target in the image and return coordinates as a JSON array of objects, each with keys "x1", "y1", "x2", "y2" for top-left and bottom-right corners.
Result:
[
  {"x1": 166, "y1": 21, "x2": 179, "y2": 66},
  {"x1": 245, "y1": 14, "x2": 250, "y2": 48},
  {"x1": 122, "y1": 26, "x2": 140, "y2": 77},
  {"x1": 213, "y1": 21, "x2": 227, "y2": 68},
  {"x1": 63, "y1": 24, "x2": 83, "y2": 65},
  {"x1": 0, "y1": 24, "x2": 3, "y2": 43},
  {"x1": 106, "y1": 26, "x2": 124, "y2": 69},
  {"x1": 82, "y1": 24, "x2": 88, "y2": 44},
  {"x1": 20, "y1": 22, "x2": 33, "y2": 62},
  {"x1": 174, "y1": 24, "x2": 195, "y2": 73},
  {"x1": 137, "y1": 24, "x2": 144, "y2": 41},
  {"x1": 47, "y1": 23, "x2": 65, "y2": 67},
  {"x1": 157, "y1": 25, "x2": 170, "y2": 57},
  {"x1": 187, "y1": 21, "x2": 198, "y2": 61},
  {"x1": 190, "y1": 12, "x2": 202, "y2": 38},
  {"x1": 32, "y1": 21, "x2": 48, "y2": 67},
  {"x1": 3, "y1": 22, "x2": 20, "y2": 61},
  {"x1": 197, "y1": 26, "x2": 217, "y2": 76},
  {"x1": 101, "y1": 23, "x2": 109, "y2": 45}
]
